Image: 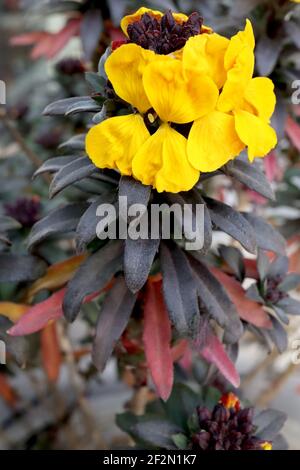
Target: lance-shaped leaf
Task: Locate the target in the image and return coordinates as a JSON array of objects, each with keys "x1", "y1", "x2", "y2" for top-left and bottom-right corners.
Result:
[
  {"x1": 267, "y1": 255, "x2": 289, "y2": 279},
  {"x1": 49, "y1": 157, "x2": 96, "y2": 198},
  {"x1": 63, "y1": 241, "x2": 123, "y2": 322},
  {"x1": 0, "y1": 216, "x2": 21, "y2": 232},
  {"x1": 118, "y1": 176, "x2": 151, "y2": 224},
  {"x1": 41, "y1": 322, "x2": 61, "y2": 383},
  {"x1": 205, "y1": 197, "x2": 256, "y2": 253},
  {"x1": 0, "y1": 373, "x2": 17, "y2": 407},
  {"x1": 24, "y1": 254, "x2": 87, "y2": 303},
  {"x1": 33, "y1": 156, "x2": 75, "y2": 178},
  {"x1": 143, "y1": 280, "x2": 173, "y2": 401},
  {"x1": 191, "y1": 258, "x2": 243, "y2": 344},
  {"x1": 267, "y1": 317, "x2": 288, "y2": 353},
  {"x1": 256, "y1": 35, "x2": 283, "y2": 77},
  {"x1": 130, "y1": 420, "x2": 180, "y2": 450},
  {"x1": 0, "y1": 253, "x2": 46, "y2": 282},
  {"x1": 166, "y1": 190, "x2": 212, "y2": 254},
  {"x1": 76, "y1": 191, "x2": 117, "y2": 251},
  {"x1": 219, "y1": 245, "x2": 245, "y2": 282},
  {"x1": 199, "y1": 331, "x2": 240, "y2": 388},
  {"x1": 28, "y1": 203, "x2": 88, "y2": 249},
  {"x1": 210, "y1": 267, "x2": 272, "y2": 329},
  {"x1": 124, "y1": 238, "x2": 160, "y2": 293},
  {"x1": 160, "y1": 242, "x2": 200, "y2": 337},
  {"x1": 43, "y1": 96, "x2": 101, "y2": 116},
  {"x1": 0, "y1": 316, "x2": 28, "y2": 366},
  {"x1": 8, "y1": 289, "x2": 66, "y2": 336},
  {"x1": 276, "y1": 297, "x2": 300, "y2": 315},
  {"x1": 59, "y1": 134, "x2": 86, "y2": 151},
  {"x1": 92, "y1": 276, "x2": 136, "y2": 371},
  {"x1": 278, "y1": 273, "x2": 300, "y2": 292},
  {"x1": 242, "y1": 213, "x2": 286, "y2": 254},
  {"x1": 254, "y1": 409, "x2": 287, "y2": 441},
  {"x1": 225, "y1": 159, "x2": 275, "y2": 200},
  {"x1": 80, "y1": 9, "x2": 103, "y2": 61}
]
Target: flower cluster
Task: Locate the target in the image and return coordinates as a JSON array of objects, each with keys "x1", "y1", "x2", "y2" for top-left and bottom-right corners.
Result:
[
  {"x1": 86, "y1": 7, "x2": 277, "y2": 193},
  {"x1": 192, "y1": 393, "x2": 272, "y2": 451}
]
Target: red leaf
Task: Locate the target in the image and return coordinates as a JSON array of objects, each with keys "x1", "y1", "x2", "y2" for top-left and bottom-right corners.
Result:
[
  {"x1": 0, "y1": 373, "x2": 17, "y2": 407},
  {"x1": 143, "y1": 280, "x2": 173, "y2": 401},
  {"x1": 210, "y1": 267, "x2": 272, "y2": 329},
  {"x1": 171, "y1": 339, "x2": 188, "y2": 362},
  {"x1": 200, "y1": 333, "x2": 240, "y2": 388},
  {"x1": 286, "y1": 116, "x2": 300, "y2": 151},
  {"x1": 41, "y1": 323, "x2": 61, "y2": 383},
  {"x1": 10, "y1": 32, "x2": 47, "y2": 46},
  {"x1": 8, "y1": 288, "x2": 65, "y2": 336}
]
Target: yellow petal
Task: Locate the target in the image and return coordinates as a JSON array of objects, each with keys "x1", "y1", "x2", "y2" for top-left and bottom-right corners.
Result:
[
  {"x1": 218, "y1": 45, "x2": 254, "y2": 113},
  {"x1": 132, "y1": 123, "x2": 199, "y2": 193},
  {"x1": 105, "y1": 44, "x2": 156, "y2": 113},
  {"x1": 183, "y1": 33, "x2": 230, "y2": 89},
  {"x1": 224, "y1": 19, "x2": 255, "y2": 71},
  {"x1": 234, "y1": 110, "x2": 277, "y2": 161},
  {"x1": 121, "y1": 7, "x2": 163, "y2": 36},
  {"x1": 243, "y1": 77, "x2": 276, "y2": 122},
  {"x1": 143, "y1": 58, "x2": 219, "y2": 123},
  {"x1": 86, "y1": 114, "x2": 150, "y2": 175},
  {"x1": 172, "y1": 13, "x2": 188, "y2": 23},
  {"x1": 187, "y1": 111, "x2": 244, "y2": 172}
]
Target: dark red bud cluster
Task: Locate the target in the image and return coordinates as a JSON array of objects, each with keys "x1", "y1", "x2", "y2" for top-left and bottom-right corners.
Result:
[
  {"x1": 265, "y1": 275, "x2": 288, "y2": 304},
  {"x1": 127, "y1": 10, "x2": 203, "y2": 55},
  {"x1": 4, "y1": 197, "x2": 40, "y2": 228},
  {"x1": 192, "y1": 401, "x2": 268, "y2": 450}
]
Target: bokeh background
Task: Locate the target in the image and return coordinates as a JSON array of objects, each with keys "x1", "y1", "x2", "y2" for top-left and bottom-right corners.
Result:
[{"x1": 0, "y1": 0, "x2": 300, "y2": 450}]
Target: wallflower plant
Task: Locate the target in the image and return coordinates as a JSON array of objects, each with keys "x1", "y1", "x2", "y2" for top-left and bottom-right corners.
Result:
[
  {"x1": 8, "y1": 6, "x2": 299, "y2": 416},
  {"x1": 86, "y1": 7, "x2": 277, "y2": 193}
]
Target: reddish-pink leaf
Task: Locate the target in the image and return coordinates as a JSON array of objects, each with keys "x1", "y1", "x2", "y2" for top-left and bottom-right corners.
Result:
[
  {"x1": 264, "y1": 151, "x2": 280, "y2": 182},
  {"x1": 7, "y1": 289, "x2": 66, "y2": 336},
  {"x1": 286, "y1": 116, "x2": 300, "y2": 151},
  {"x1": 10, "y1": 32, "x2": 47, "y2": 46},
  {"x1": 143, "y1": 280, "x2": 173, "y2": 401},
  {"x1": 210, "y1": 267, "x2": 272, "y2": 329},
  {"x1": 41, "y1": 322, "x2": 61, "y2": 383},
  {"x1": 200, "y1": 333, "x2": 240, "y2": 388}
]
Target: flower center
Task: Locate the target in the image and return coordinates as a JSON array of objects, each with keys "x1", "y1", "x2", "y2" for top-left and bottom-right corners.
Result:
[{"x1": 127, "y1": 10, "x2": 203, "y2": 55}]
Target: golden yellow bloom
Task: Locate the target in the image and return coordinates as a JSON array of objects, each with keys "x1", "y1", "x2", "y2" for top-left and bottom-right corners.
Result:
[
  {"x1": 261, "y1": 441, "x2": 273, "y2": 451},
  {"x1": 86, "y1": 8, "x2": 277, "y2": 193},
  {"x1": 187, "y1": 20, "x2": 277, "y2": 171}
]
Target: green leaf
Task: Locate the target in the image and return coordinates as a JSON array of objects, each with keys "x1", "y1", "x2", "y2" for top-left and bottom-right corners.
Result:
[{"x1": 172, "y1": 433, "x2": 188, "y2": 450}]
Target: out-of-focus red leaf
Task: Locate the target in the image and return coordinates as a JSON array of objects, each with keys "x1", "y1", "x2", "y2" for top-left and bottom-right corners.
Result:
[
  {"x1": 8, "y1": 288, "x2": 66, "y2": 336},
  {"x1": 171, "y1": 339, "x2": 188, "y2": 362},
  {"x1": 41, "y1": 322, "x2": 61, "y2": 383},
  {"x1": 0, "y1": 373, "x2": 17, "y2": 407},
  {"x1": 288, "y1": 236, "x2": 300, "y2": 273},
  {"x1": 264, "y1": 151, "x2": 280, "y2": 182},
  {"x1": 11, "y1": 18, "x2": 81, "y2": 60},
  {"x1": 200, "y1": 333, "x2": 240, "y2": 388},
  {"x1": 244, "y1": 258, "x2": 259, "y2": 280},
  {"x1": 143, "y1": 280, "x2": 173, "y2": 401},
  {"x1": 8, "y1": 280, "x2": 114, "y2": 337},
  {"x1": 286, "y1": 116, "x2": 300, "y2": 151},
  {"x1": 10, "y1": 31, "x2": 47, "y2": 46},
  {"x1": 210, "y1": 267, "x2": 272, "y2": 329}
]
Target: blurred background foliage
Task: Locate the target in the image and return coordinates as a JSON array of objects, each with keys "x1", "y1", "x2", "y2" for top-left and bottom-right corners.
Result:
[{"x1": 0, "y1": 0, "x2": 300, "y2": 450}]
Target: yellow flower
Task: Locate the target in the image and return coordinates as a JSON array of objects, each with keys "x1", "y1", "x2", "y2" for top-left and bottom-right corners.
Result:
[
  {"x1": 261, "y1": 441, "x2": 273, "y2": 451},
  {"x1": 186, "y1": 20, "x2": 277, "y2": 171},
  {"x1": 86, "y1": 43, "x2": 218, "y2": 192},
  {"x1": 121, "y1": 7, "x2": 188, "y2": 36},
  {"x1": 86, "y1": 9, "x2": 277, "y2": 193}
]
